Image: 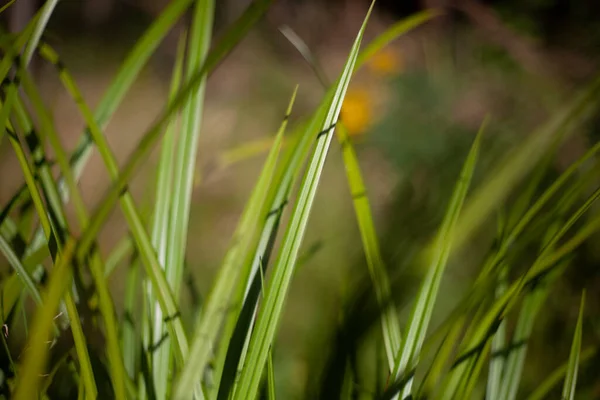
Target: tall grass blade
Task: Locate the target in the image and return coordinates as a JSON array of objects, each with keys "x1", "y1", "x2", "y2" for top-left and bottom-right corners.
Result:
[
  {"x1": 143, "y1": 28, "x2": 187, "y2": 400},
  {"x1": 154, "y1": 2, "x2": 214, "y2": 397},
  {"x1": 231, "y1": 4, "x2": 375, "y2": 399},
  {"x1": 562, "y1": 291, "x2": 585, "y2": 400},
  {"x1": 391, "y1": 120, "x2": 484, "y2": 398}
]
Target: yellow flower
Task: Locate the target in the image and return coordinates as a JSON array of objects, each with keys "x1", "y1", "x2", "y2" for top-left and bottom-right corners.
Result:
[
  {"x1": 341, "y1": 87, "x2": 372, "y2": 136},
  {"x1": 368, "y1": 48, "x2": 403, "y2": 77}
]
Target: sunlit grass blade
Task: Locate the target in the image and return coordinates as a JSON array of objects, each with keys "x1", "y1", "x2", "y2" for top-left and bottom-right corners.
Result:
[
  {"x1": 391, "y1": 120, "x2": 484, "y2": 398},
  {"x1": 21, "y1": 0, "x2": 57, "y2": 65},
  {"x1": 173, "y1": 86, "x2": 296, "y2": 400},
  {"x1": 232, "y1": 4, "x2": 374, "y2": 399},
  {"x1": 485, "y1": 265, "x2": 507, "y2": 400},
  {"x1": 562, "y1": 291, "x2": 585, "y2": 400},
  {"x1": 153, "y1": 2, "x2": 214, "y2": 397},
  {"x1": 526, "y1": 346, "x2": 596, "y2": 400}
]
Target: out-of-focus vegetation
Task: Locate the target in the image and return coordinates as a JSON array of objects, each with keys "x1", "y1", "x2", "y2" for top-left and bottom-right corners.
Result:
[{"x1": 0, "y1": 0, "x2": 599, "y2": 399}]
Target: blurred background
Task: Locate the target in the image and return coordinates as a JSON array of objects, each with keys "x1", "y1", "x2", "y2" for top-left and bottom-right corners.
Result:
[{"x1": 1, "y1": 0, "x2": 600, "y2": 397}]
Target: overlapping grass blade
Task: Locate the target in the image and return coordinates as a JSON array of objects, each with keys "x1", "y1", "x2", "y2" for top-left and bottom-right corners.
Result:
[
  {"x1": 391, "y1": 121, "x2": 483, "y2": 398},
  {"x1": 142, "y1": 28, "x2": 186, "y2": 399},
  {"x1": 485, "y1": 264, "x2": 507, "y2": 400},
  {"x1": 173, "y1": 86, "x2": 296, "y2": 400},
  {"x1": 0, "y1": 233, "x2": 42, "y2": 305},
  {"x1": 231, "y1": 4, "x2": 374, "y2": 399},
  {"x1": 153, "y1": 2, "x2": 214, "y2": 397},
  {"x1": 444, "y1": 181, "x2": 600, "y2": 399},
  {"x1": 562, "y1": 291, "x2": 585, "y2": 400},
  {"x1": 18, "y1": 56, "x2": 128, "y2": 399},
  {"x1": 281, "y1": 11, "x2": 439, "y2": 373},
  {"x1": 13, "y1": 239, "x2": 78, "y2": 400},
  {"x1": 215, "y1": 103, "x2": 328, "y2": 400}
]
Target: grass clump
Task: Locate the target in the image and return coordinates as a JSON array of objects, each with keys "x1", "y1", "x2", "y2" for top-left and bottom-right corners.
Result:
[{"x1": 0, "y1": 1, "x2": 599, "y2": 399}]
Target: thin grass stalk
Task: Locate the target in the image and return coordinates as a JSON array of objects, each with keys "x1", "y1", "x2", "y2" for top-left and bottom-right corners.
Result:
[{"x1": 562, "y1": 291, "x2": 585, "y2": 400}]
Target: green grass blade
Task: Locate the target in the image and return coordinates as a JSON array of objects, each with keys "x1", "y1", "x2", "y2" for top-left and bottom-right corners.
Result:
[
  {"x1": 173, "y1": 86, "x2": 296, "y2": 400},
  {"x1": 21, "y1": 0, "x2": 58, "y2": 65},
  {"x1": 526, "y1": 346, "x2": 596, "y2": 400},
  {"x1": 13, "y1": 239, "x2": 77, "y2": 400},
  {"x1": 154, "y1": 2, "x2": 214, "y2": 397},
  {"x1": 485, "y1": 266, "x2": 507, "y2": 400},
  {"x1": 562, "y1": 291, "x2": 585, "y2": 400},
  {"x1": 0, "y1": 233, "x2": 42, "y2": 305},
  {"x1": 215, "y1": 105, "x2": 327, "y2": 400},
  {"x1": 144, "y1": 29, "x2": 187, "y2": 398},
  {"x1": 231, "y1": 4, "x2": 374, "y2": 399},
  {"x1": 391, "y1": 120, "x2": 484, "y2": 398}
]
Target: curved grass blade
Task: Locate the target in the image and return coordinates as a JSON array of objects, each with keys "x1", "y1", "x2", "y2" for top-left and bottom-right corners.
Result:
[
  {"x1": 562, "y1": 291, "x2": 585, "y2": 400},
  {"x1": 154, "y1": 2, "x2": 214, "y2": 397},
  {"x1": 526, "y1": 346, "x2": 596, "y2": 400},
  {"x1": 391, "y1": 120, "x2": 484, "y2": 398},
  {"x1": 231, "y1": 4, "x2": 375, "y2": 399},
  {"x1": 173, "y1": 86, "x2": 297, "y2": 400}
]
